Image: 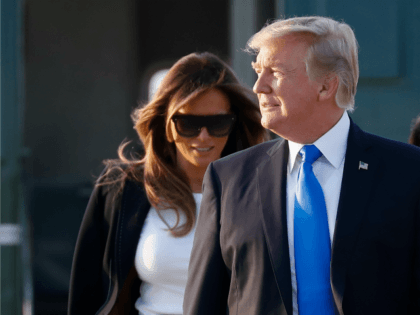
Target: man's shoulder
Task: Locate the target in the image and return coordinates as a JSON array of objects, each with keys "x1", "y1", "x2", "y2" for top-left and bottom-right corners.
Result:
[
  {"x1": 363, "y1": 130, "x2": 420, "y2": 162},
  {"x1": 351, "y1": 127, "x2": 420, "y2": 183},
  {"x1": 349, "y1": 120, "x2": 420, "y2": 160},
  {"x1": 206, "y1": 138, "x2": 285, "y2": 186},
  {"x1": 215, "y1": 138, "x2": 284, "y2": 169}
]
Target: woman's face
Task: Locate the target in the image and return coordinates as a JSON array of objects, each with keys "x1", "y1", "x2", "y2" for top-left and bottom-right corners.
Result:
[{"x1": 169, "y1": 88, "x2": 231, "y2": 173}]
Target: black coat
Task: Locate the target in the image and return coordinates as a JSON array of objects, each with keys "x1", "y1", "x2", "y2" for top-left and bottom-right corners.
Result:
[
  {"x1": 68, "y1": 177, "x2": 151, "y2": 315},
  {"x1": 184, "y1": 120, "x2": 420, "y2": 315}
]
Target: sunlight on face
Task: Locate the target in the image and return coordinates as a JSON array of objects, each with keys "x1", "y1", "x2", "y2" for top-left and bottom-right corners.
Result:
[
  {"x1": 252, "y1": 34, "x2": 321, "y2": 140},
  {"x1": 170, "y1": 89, "x2": 231, "y2": 174}
]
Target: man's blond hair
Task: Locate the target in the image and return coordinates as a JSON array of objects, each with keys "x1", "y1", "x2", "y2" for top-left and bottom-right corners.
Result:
[{"x1": 247, "y1": 16, "x2": 359, "y2": 111}]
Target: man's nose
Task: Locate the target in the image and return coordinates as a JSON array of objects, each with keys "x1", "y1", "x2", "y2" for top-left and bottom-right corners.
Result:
[{"x1": 253, "y1": 73, "x2": 272, "y2": 94}]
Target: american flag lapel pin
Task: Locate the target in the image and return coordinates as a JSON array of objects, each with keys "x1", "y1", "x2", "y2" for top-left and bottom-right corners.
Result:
[{"x1": 359, "y1": 161, "x2": 368, "y2": 170}]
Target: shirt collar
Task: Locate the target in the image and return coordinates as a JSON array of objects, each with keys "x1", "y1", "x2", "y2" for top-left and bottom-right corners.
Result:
[{"x1": 288, "y1": 111, "x2": 350, "y2": 172}]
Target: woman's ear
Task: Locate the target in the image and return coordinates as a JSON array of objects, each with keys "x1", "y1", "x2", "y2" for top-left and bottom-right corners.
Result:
[{"x1": 318, "y1": 74, "x2": 339, "y2": 101}]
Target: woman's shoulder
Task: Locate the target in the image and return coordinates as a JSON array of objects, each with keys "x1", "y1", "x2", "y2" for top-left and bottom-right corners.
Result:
[
  {"x1": 87, "y1": 163, "x2": 147, "y2": 225},
  {"x1": 89, "y1": 162, "x2": 142, "y2": 208},
  {"x1": 98, "y1": 161, "x2": 143, "y2": 187}
]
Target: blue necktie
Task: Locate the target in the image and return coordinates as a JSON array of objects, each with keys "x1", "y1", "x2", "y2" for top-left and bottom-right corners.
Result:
[{"x1": 294, "y1": 145, "x2": 334, "y2": 315}]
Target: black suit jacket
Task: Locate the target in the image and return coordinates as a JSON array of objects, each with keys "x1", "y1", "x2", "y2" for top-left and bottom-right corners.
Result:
[
  {"x1": 68, "y1": 178, "x2": 151, "y2": 315},
  {"x1": 184, "y1": 121, "x2": 420, "y2": 315}
]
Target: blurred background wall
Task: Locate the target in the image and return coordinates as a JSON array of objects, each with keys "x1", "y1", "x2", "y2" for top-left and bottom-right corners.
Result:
[
  {"x1": 1, "y1": 0, "x2": 419, "y2": 314},
  {"x1": 23, "y1": 1, "x2": 232, "y2": 314}
]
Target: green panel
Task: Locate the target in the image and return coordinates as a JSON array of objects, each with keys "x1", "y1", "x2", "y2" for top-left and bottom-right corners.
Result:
[
  {"x1": 328, "y1": 0, "x2": 400, "y2": 78},
  {"x1": 285, "y1": 0, "x2": 315, "y2": 17},
  {"x1": 0, "y1": 247, "x2": 22, "y2": 315},
  {"x1": 283, "y1": 0, "x2": 419, "y2": 142},
  {"x1": 285, "y1": 0, "x2": 400, "y2": 78},
  {"x1": 1, "y1": 0, "x2": 25, "y2": 313},
  {"x1": 348, "y1": 0, "x2": 420, "y2": 142}
]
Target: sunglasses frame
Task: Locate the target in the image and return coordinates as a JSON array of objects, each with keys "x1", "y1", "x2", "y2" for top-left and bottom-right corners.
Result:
[{"x1": 171, "y1": 114, "x2": 236, "y2": 138}]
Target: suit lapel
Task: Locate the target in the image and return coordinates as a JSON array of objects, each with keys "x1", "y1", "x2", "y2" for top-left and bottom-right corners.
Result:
[
  {"x1": 331, "y1": 120, "x2": 377, "y2": 314},
  {"x1": 257, "y1": 139, "x2": 293, "y2": 315},
  {"x1": 114, "y1": 180, "x2": 151, "y2": 289}
]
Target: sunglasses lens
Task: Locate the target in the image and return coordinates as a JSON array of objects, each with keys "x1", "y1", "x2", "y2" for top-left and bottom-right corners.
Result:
[
  {"x1": 207, "y1": 116, "x2": 235, "y2": 137},
  {"x1": 172, "y1": 115, "x2": 236, "y2": 138},
  {"x1": 174, "y1": 118, "x2": 201, "y2": 137}
]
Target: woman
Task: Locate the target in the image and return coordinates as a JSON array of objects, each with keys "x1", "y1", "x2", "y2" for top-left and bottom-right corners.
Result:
[
  {"x1": 409, "y1": 114, "x2": 420, "y2": 146},
  {"x1": 68, "y1": 52, "x2": 269, "y2": 315}
]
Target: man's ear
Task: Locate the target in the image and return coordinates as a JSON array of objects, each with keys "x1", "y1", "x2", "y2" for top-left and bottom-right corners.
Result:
[{"x1": 318, "y1": 74, "x2": 339, "y2": 101}]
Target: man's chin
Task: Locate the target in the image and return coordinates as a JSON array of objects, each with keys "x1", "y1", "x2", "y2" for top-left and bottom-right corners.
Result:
[{"x1": 261, "y1": 116, "x2": 281, "y2": 131}]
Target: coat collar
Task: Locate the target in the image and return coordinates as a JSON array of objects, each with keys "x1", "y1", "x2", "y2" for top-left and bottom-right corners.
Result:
[
  {"x1": 330, "y1": 119, "x2": 377, "y2": 314},
  {"x1": 257, "y1": 138, "x2": 293, "y2": 315},
  {"x1": 114, "y1": 180, "x2": 151, "y2": 289}
]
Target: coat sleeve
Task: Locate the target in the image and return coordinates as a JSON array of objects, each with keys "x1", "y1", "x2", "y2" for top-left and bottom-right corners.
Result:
[
  {"x1": 68, "y1": 181, "x2": 115, "y2": 315},
  {"x1": 183, "y1": 163, "x2": 230, "y2": 315}
]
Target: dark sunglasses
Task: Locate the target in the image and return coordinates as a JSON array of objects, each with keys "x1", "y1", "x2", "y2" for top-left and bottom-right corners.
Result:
[{"x1": 171, "y1": 114, "x2": 236, "y2": 138}]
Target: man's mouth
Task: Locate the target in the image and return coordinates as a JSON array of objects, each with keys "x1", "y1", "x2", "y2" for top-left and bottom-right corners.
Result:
[{"x1": 261, "y1": 103, "x2": 280, "y2": 107}]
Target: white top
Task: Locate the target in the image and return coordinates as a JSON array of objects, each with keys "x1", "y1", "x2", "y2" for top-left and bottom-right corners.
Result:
[
  {"x1": 134, "y1": 193, "x2": 202, "y2": 315},
  {"x1": 286, "y1": 111, "x2": 350, "y2": 315}
]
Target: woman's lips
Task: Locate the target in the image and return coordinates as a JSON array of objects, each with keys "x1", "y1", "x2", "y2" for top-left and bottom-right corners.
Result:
[{"x1": 193, "y1": 147, "x2": 213, "y2": 152}]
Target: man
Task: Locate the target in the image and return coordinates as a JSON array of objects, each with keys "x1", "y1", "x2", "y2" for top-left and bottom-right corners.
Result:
[{"x1": 184, "y1": 16, "x2": 420, "y2": 315}]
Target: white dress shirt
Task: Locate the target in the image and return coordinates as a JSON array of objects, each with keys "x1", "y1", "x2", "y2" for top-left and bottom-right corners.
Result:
[
  {"x1": 286, "y1": 111, "x2": 350, "y2": 314},
  {"x1": 134, "y1": 193, "x2": 202, "y2": 315}
]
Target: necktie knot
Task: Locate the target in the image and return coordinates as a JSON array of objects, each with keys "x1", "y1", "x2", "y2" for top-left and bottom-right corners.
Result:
[{"x1": 300, "y1": 145, "x2": 322, "y2": 165}]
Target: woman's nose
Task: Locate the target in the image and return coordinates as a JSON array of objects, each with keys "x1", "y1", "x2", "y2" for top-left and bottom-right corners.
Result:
[{"x1": 197, "y1": 127, "x2": 211, "y2": 140}]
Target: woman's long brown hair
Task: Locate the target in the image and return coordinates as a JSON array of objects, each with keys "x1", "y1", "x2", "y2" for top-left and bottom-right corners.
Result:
[{"x1": 100, "y1": 52, "x2": 269, "y2": 237}]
